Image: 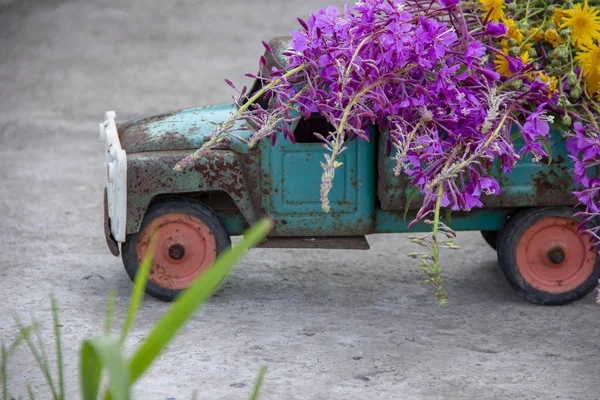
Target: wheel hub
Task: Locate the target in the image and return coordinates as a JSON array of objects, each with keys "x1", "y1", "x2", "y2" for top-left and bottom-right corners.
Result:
[
  {"x1": 136, "y1": 213, "x2": 218, "y2": 290},
  {"x1": 547, "y1": 246, "x2": 565, "y2": 265},
  {"x1": 168, "y1": 243, "x2": 186, "y2": 260}
]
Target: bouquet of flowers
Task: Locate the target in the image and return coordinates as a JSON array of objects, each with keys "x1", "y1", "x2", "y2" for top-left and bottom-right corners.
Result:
[{"x1": 175, "y1": 0, "x2": 600, "y2": 305}]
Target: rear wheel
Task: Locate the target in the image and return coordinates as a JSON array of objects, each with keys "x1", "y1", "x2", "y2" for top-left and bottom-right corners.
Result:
[
  {"x1": 497, "y1": 207, "x2": 600, "y2": 305},
  {"x1": 122, "y1": 198, "x2": 231, "y2": 302}
]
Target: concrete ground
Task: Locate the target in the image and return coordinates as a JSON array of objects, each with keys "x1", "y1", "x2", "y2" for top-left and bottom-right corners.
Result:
[{"x1": 0, "y1": 0, "x2": 599, "y2": 399}]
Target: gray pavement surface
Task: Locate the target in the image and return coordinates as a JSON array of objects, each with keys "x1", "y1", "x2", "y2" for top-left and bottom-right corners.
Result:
[{"x1": 1, "y1": 0, "x2": 599, "y2": 399}]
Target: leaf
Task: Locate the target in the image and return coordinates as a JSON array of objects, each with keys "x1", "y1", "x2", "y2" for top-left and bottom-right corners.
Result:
[
  {"x1": 541, "y1": 137, "x2": 553, "y2": 165},
  {"x1": 249, "y1": 366, "x2": 267, "y2": 400},
  {"x1": 1, "y1": 343, "x2": 7, "y2": 400},
  {"x1": 404, "y1": 186, "x2": 420, "y2": 220},
  {"x1": 128, "y1": 219, "x2": 273, "y2": 383},
  {"x1": 80, "y1": 336, "x2": 129, "y2": 400},
  {"x1": 27, "y1": 383, "x2": 35, "y2": 400},
  {"x1": 13, "y1": 316, "x2": 58, "y2": 400},
  {"x1": 2, "y1": 322, "x2": 39, "y2": 399},
  {"x1": 50, "y1": 296, "x2": 65, "y2": 400}
]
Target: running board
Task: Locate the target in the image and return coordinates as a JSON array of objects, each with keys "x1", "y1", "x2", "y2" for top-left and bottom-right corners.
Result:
[{"x1": 257, "y1": 236, "x2": 370, "y2": 250}]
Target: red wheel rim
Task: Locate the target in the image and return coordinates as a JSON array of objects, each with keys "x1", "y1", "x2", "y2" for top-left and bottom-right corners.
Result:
[
  {"x1": 137, "y1": 213, "x2": 217, "y2": 290},
  {"x1": 516, "y1": 217, "x2": 596, "y2": 294}
]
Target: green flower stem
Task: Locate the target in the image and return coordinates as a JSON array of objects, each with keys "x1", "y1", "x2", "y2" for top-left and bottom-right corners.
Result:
[
  {"x1": 321, "y1": 64, "x2": 417, "y2": 212},
  {"x1": 429, "y1": 182, "x2": 447, "y2": 306}
]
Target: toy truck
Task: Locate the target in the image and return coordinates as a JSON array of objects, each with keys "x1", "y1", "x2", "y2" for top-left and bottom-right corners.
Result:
[{"x1": 99, "y1": 38, "x2": 600, "y2": 305}]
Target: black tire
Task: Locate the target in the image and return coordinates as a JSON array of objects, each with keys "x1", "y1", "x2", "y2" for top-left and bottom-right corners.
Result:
[
  {"x1": 122, "y1": 197, "x2": 231, "y2": 302},
  {"x1": 480, "y1": 230, "x2": 498, "y2": 250},
  {"x1": 497, "y1": 207, "x2": 600, "y2": 305}
]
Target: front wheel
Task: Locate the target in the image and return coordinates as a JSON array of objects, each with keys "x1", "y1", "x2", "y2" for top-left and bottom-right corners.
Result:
[
  {"x1": 122, "y1": 198, "x2": 231, "y2": 302},
  {"x1": 480, "y1": 230, "x2": 498, "y2": 250},
  {"x1": 497, "y1": 207, "x2": 600, "y2": 305}
]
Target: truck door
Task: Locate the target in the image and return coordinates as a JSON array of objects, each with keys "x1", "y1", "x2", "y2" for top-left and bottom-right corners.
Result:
[{"x1": 260, "y1": 114, "x2": 376, "y2": 236}]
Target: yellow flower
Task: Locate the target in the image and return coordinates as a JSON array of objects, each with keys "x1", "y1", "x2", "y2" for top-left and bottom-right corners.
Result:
[
  {"x1": 503, "y1": 18, "x2": 524, "y2": 44},
  {"x1": 552, "y1": 9, "x2": 567, "y2": 27},
  {"x1": 528, "y1": 27, "x2": 545, "y2": 42},
  {"x1": 544, "y1": 29, "x2": 562, "y2": 48},
  {"x1": 479, "y1": 0, "x2": 505, "y2": 23},
  {"x1": 495, "y1": 53, "x2": 511, "y2": 77},
  {"x1": 494, "y1": 51, "x2": 530, "y2": 78},
  {"x1": 536, "y1": 72, "x2": 559, "y2": 98},
  {"x1": 575, "y1": 43, "x2": 600, "y2": 96},
  {"x1": 560, "y1": 0, "x2": 600, "y2": 48}
]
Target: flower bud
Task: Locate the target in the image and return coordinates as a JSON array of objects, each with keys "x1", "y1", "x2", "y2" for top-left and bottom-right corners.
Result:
[
  {"x1": 546, "y1": 5, "x2": 556, "y2": 15},
  {"x1": 508, "y1": 38, "x2": 518, "y2": 47},
  {"x1": 507, "y1": 2, "x2": 518, "y2": 11},
  {"x1": 567, "y1": 71, "x2": 579, "y2": 86},
  {"x1": 562, "y1": 114, "x2": 572, "y2": 126},
  {"x1": 528, "y1": 47, "x2": 538, "y2": 58},
  {"x1": 550, "y1": 58, "x2": 562, "y2": 67},
  {"x1": 518, "y1": 21, "x2": 530, "y2": 31},
  {"x1": 570, "y1": 85, "x2": 582, "y2": 99},
  {"x1": 559, "y1": 29, "x2": 571, "y2": 39},
  {"x1": 555, "y1": 45, "x2": 570, "y2": 60},
  {"x1": 545, "y1": 29, "x2": 560, "y2": 47},
  {"x1": 509, "y1": 46, "x2": 521, "y2": 57},
  {"x1": 546, "y1": 22, "x2": 557, "y2": 30},
  {"x1": 512, "y1": 79, "x2": 523, "y2": 89}
]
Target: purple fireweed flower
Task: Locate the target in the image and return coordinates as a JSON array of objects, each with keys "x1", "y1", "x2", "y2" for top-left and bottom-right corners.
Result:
[
  {"x1": 506, "y1": 54, "x2": 524, "y2": 73},
  {"x1": 200, "y1": 0, "x2": 568, "y2": 240},
  {"x1": 465, "y1": 41, "x2": 486, "y2": 67},
  {"x1": 477, "y1": 67, "x2": 501, "y2": 81},
  {"x1": 485, "y1": 22, "x2": 507, "y2": 36},
  {"x1": 290, "y1": 31, "x2": 308, "y2": 52},
  {"x1": 438, "y1": 0, "x2": 460, "y2": 7}
]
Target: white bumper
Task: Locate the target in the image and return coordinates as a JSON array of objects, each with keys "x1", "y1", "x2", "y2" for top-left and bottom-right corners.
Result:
[{"x1": 99, "y1": 111, "x2": 127, "y2": 243}]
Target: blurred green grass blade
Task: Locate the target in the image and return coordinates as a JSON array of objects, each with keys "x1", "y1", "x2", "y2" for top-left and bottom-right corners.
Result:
[
  {"x1": 128, "y1": 218, "x2": 273, "y2": 383},
  {"x1": 2, "y1": 323, "x2": 38, "y2": 399},
  {"x1": 14, "y1": 317, "x2": 58, "y2": 400},
  {"x1": 105, "y1": 289, "x2": 117, "y2": 335},
  {"x1": 1, "y1": 343, "x2": 7, "y2": 400},
  {"x1": 80, "y1": 336, "x2": 129, "y2": 400},
  {"x1": 50, "y1": 296, "x2": 64, "y2": 400},
  {"x1": 27, "y1": 383, "x2": 35, "y2": 400},
  {"x1": 249, "y1": 366, "x2": 267, "y2": 400},
  {"x1": 121, "y1": 237, "x2": 156, "y2": 344}
]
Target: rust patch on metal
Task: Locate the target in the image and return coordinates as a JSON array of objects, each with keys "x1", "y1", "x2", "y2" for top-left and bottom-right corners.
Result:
[{"x1": 126, "y1": 150, "x2": 261, "y2": 235}]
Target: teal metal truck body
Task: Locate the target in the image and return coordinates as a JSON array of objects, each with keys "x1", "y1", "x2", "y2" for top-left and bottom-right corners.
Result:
[{"x1": 113, "y1": 104, "x2": 575, "y2": 240}]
